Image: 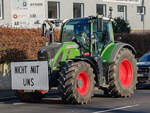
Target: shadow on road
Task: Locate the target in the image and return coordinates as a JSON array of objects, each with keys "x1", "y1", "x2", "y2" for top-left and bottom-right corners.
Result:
[
  {"x1": 0, "y1": 92, "x2": 147, "y2": 113},
  {"x1": 1, "y1": 92, "x2": 114, "y2": 105},
  {"x1": 1, "y1": 98, "x2": 146, "y2": 113}
]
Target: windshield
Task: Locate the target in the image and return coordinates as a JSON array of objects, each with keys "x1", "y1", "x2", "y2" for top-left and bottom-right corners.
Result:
[
  {"x1": 61, "y1": 18, "x2": 111, "y2": 45},
  {"x1": 139, "y1": 53, "x2": 150, "y2": 62},
  {"x1": 61, "y1": 18, "x2": 90, "y2": 42}
]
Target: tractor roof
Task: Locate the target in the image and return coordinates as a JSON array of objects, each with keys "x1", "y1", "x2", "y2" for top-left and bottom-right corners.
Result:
[{"x1": 62, "y1": 16, "x2": 113, "y2": 24}]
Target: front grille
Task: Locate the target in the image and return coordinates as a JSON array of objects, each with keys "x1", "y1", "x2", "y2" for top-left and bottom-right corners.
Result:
[
  {"x1": 138, "y1": 76, "x2": 149, "y2": 83},
  {"x1": 138, "y1": 67, "x2": 149, "y2": 74}
]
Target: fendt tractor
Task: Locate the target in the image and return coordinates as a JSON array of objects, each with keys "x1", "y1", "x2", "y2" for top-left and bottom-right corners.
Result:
[{"x1": 11, "y1": 15, "x2": 137, "y2": 104}]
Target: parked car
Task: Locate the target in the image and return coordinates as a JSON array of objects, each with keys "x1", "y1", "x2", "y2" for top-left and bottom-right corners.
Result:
[{"x1": 137, "y1": 52, "x2": 150, "y2": 85}]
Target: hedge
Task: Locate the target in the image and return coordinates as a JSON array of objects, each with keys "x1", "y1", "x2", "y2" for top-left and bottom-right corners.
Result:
[
  {"x1": 0, "y1": 28, "x2": 43, "y2": 63},
  {"x1": 115, "y1": 33, "x2": 150, "y2": 58}
]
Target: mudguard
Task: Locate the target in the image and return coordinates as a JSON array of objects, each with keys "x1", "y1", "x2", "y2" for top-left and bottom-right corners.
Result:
[{"x1": 110, "y1": 42, "x2": 136, "y2": 63}]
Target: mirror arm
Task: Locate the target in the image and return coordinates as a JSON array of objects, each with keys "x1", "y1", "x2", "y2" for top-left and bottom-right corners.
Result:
[
  {"x1": 97, "y1": 17, "x2": 103, "y2": 32},
  {"x1": 41, "y1": 23, "x2": 46, "y2": 37}
]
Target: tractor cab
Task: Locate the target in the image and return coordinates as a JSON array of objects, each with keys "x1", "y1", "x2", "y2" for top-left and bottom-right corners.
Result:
[{"x1": 60, "y1": 17, "x2": 114, "y2": 56}]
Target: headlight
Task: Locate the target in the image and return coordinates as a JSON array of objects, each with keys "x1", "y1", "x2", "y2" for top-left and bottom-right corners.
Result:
[{"x1": 38, "y1": 50, "x2": 48, "y2": 61}]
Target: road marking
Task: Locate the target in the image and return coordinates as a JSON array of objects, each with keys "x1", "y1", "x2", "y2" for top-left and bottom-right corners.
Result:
[
  {"x1": 13, "y1": 103, "x2": 26, "y2": 105},
  {"x1": 43, "y1": 97, "x2": 61, "y2": 100},
  {"x1": 93, "y1": 104, "x2": 139, "y2": 113}
]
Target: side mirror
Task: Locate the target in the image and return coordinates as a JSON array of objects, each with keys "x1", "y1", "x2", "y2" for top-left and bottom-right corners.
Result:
[
  {"x1": 41, "y1": 23, "x2": 46, "y2": 37},
  {"x1": 97, "y1": 18, "x2": 103, "y2": 32}
]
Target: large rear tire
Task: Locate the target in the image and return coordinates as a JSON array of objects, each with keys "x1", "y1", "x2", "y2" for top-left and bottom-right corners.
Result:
[
  {"x1": 16, "y1": 91, "x2": 45, "y2": 103},
  {"x1": 58, "y1": 61, "x2": 95, "y2": 104},
  {"x1": 108, "y1": 48, "x2": 137, "y2": 97}
]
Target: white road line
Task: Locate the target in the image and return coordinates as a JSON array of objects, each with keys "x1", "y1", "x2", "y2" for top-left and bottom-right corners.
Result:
[
  {"x1": 93, "y1": 104, "x2": 139, "y2": 113},
  {"x1": 43, "y1": 97, "x2": 61, "y2": 100},
  {"x1": 13, "y1": 103, "x2": 26, "y2": 105}
]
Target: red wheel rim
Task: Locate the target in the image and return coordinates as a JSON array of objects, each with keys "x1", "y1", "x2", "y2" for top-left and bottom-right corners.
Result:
[
  {"x1": 77, "y1": 72, "x2": 90, "y2": 96},
  {"x1": 120, "y1": 59, "x2": 133, "y2": 87}
]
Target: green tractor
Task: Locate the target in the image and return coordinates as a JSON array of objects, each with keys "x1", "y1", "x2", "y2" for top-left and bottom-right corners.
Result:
[{"x1": 15, "y1": 16, "x2": 137, "y2": 104}]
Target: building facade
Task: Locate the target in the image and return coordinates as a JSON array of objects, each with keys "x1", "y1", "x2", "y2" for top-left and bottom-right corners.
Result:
[{"x1": 0, "y1": 0, "x2": 149, "y2": 32}]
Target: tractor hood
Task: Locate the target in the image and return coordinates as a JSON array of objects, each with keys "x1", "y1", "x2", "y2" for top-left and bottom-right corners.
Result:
[
  {"x1": 38, "y1": 43, "x2": 62, "y2": 61},
  {"x1": 38, "y1": 42, "x2": 80, "y2": 70}
]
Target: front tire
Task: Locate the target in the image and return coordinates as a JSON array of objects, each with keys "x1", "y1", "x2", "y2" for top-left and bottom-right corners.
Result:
[
  {"x1": 108, "y1": 48, "x2": 137, "y2": 97},
  {"x1": 58, "y1": 61, "x2": 95, "y2": 104}
]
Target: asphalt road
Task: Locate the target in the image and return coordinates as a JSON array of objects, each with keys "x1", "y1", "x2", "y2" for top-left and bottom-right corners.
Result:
[{"x1": 0, "y1": 86, "x2": 150, "y2": 113}]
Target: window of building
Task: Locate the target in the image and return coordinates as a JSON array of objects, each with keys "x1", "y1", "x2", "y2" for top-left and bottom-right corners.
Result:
[
  {"x1": 117, "y1": 5, "x2": 127, "y2": 20},
  {"x1": 0, "y1": 0, "x2": 3, "y2": 19},
  {"x1": 73, "y1": 3, "x2": 84, "y2": 18},
  {"x1": 96, "y1": 4, "x2": 107, "y2": 16},
  {"x1": 48, "y1": 1, "x2": 60, "y2": 19},
  {"x1": 118, "y1": 5, "x2": 125, "y2": 12},
  {"x1": 137, "y1": 6, "x2": 145, "y2": 15}
]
